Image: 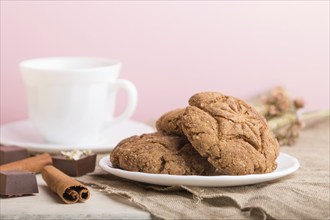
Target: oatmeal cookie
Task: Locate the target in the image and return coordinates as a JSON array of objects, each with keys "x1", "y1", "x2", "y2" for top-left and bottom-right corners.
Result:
[
  {"x1": 110, "y1": 133, "x2": 215, "y2": 175},
  {"x1": 156, "y1": 108, "x2": 185, "y2": 136},
  {"x1": 181, "y1": 92, "x2": 279, "y2": 175}
]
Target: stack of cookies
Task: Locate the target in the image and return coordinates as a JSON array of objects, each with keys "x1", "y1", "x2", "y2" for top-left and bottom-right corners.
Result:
[{"x1": 110, "y1": 92, "x2": 280, "y2": 176}]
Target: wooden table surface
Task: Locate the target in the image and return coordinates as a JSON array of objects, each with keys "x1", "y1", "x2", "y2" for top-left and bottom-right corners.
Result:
[{"x1": 1, "y1": 171, "x2": 151, "y2": 220}]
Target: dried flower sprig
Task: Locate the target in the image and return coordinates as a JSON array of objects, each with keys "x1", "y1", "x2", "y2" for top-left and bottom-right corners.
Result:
[
  {"x1": 248, "y1": 86, "x2": 329, "y2": 146},
  {"x1": 267, "y1": 113, "x2": 303, "y2": 146},
  {"x1": 249, "y1": 86, "x2": 304, "y2": 119}
]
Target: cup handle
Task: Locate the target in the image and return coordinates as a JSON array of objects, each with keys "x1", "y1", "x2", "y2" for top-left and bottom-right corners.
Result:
[{"x1": 108, "y1": 79, "x2": 138, "y2": 125}]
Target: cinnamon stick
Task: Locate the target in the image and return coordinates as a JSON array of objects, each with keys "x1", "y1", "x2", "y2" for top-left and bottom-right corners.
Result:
[
  {"x1": 0, "y1": 153, "x2": 52, "y2": 173},
  {"x1": 42, "y1": 165, "x2": 90, "y2": 204}
]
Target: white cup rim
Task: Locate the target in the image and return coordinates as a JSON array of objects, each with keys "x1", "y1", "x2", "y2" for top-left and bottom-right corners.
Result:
[{"x1": 19, "y1": 57, "x2": 122, "y2": 72}]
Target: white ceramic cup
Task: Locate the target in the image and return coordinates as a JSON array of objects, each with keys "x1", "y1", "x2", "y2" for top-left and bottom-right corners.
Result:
[{"x1": 20, "y1": 57, "x2": 138, "y2": 145}]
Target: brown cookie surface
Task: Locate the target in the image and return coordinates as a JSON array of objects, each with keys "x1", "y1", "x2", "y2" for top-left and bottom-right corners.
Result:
[
  {"x1": 156, "y1": 108, "x2": 185, "y2": 136},
  {"x1": 181, "y1": 92, "x2": 279, "y2": 175},
  {"x1": 110, "y1": 133, "x2": 215, "y2": 175}
]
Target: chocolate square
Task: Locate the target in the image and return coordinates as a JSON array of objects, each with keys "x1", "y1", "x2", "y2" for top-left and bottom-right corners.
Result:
[
  {"x1": 0, "y1": 170, "x2": 38, "y2": 196},
  {"x1": 0, "y1": 146, "x2": 29, "y2": 165},
  {"x1": 52, "y1": 154, "x2": 97, "y2": 177}
]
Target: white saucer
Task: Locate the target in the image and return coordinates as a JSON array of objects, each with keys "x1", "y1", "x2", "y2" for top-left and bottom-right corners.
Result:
[
  {"x1": 99, "y1": 153, "x2": 300, "y2": 187},
  {"x1": 0, "y1": 119, "x2": 155, "y2": 153}
]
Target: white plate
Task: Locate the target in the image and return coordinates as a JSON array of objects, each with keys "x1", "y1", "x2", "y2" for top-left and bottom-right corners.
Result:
[
  {"x1": 99, "y1": 152, "x2": 300, "y2": 187},
  {"x1": 0, "y1": 119, "x2": 155, "y2": 153}
]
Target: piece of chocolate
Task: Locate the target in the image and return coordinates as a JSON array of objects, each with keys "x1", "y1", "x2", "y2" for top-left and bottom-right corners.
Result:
[
  {"x1": 52, "y1": 154, "x2": 96, "y2": 177},
  {"x1": 0, "y1": 170, "x2": 38, "y2": 197},
  {"x1": 0, "y1": 146, "x2": 29, "y2": 165}
]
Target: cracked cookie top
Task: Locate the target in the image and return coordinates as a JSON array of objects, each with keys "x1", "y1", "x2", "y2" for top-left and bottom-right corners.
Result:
[
  {"x1": 181, "y1": 92, "x2": 279, "y2": 175},
  {"x1": 110, "y1": 133, "x2": 216, "y2": 175}
]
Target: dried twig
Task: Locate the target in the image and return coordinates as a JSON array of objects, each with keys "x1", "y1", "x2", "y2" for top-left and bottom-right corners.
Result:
[{"x1": 248, "y1": 86, "x2": 328, "y2": 146}]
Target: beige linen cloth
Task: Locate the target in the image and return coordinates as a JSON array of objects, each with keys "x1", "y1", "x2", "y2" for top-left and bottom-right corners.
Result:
[{"x1": 79, "y1": 118, "x2": 330, "y2": 219}]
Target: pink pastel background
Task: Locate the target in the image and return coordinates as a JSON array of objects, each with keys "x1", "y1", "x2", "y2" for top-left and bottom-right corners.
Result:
[{"x1": 1, "y1": 1, "x2": 329, "y2": 125}]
